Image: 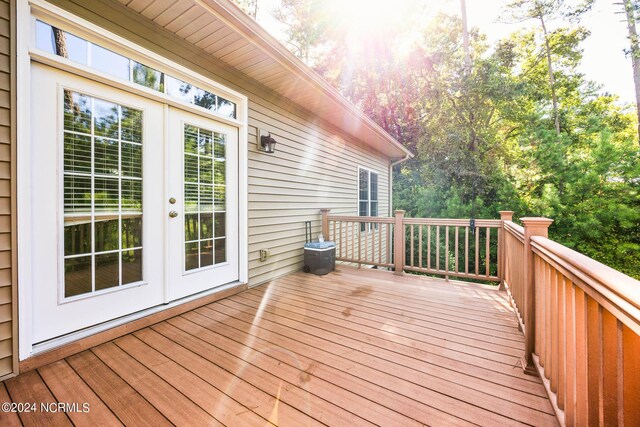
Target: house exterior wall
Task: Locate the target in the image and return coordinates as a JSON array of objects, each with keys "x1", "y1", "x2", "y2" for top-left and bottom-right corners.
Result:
[
  {"x1": 246, "y1": 103, "x2": 390, "y2": 285},
  {"x1": 0, "y1": 0, "x2": 14, "y2": 380},
  {"x1": 5, "y1": 0, "x2": 391, "y2": 376}
]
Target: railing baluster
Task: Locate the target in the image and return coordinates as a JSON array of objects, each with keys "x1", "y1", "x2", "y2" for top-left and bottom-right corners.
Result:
[
  {"x1": 575, "y1": 287, "x2": 588, "y2": 426},
  {"x1": 564, "y1": 279, "x2": 576, "y2": 426},
  {"x1": 454, "y1": 226, "x2": 459, "y2": 273},
  {"x1": 445, "y1": 225, "x2": 449, "y2": 275},
  {"x1": 551, "y1": 267, "x2": 558, "y2": 392},
  {"x1": 386, "y1": 223, "x2": 391, "y2": 265},
  {"x1": 332, "y1": 219, "x2": 336, "y2": 244},
  {"x1": 427, "y1": 226, "x2": 431, "y2": 270},
  {"x1": 586, "y1": 297, "x2": 602, "y2": 424},
  {"x1": 357, "y1": 222, "x2": 361, "y2": 264},
  {"x1": 371, "y1": 224, "x2": 375, "y2": 264},
  {"x1": 622, "y1": 324, "x2": 640, "y2": 426},
  {"x1": 557, "y1": 271, "x2": 566, "y2": 410},
  {"x1": 475, "y1": 228, "x2": 479, "y2": 275},
  {"x1": 339, "y1": 220, "x2": 343, "y2": 258},
  {"x1": 485, "y1": 227, "x2": 490, "y2": 277},
  {"x1": 602, "y1": 309, "x2": 622, "y2": 426},
  {"x1": 540, "y1": 259, "x2": 548, "y2": 368},
  {"x1": 410, "y1": 224, "x2": 414, "y2": 267},
  {"x1": 436, "y1": 226, "x2": 440, "y2": 271},
  {"x1": 364, "y1": 221, "x2": 369, "y2": 263},
  {"x1": 465, "y1": 226, "x2": 469, "y2": 274},
  {"x1": 353, "y1": 221, "x2": 356, "y2": 261},
  {"x1": 418, "y1": 225, "x2": 423, "y2": 269}
]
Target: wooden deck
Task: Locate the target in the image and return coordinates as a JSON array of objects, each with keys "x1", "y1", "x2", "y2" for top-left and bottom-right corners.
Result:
[{"x1": 0, "y1": 267, "x2": 557, "y2": 426}]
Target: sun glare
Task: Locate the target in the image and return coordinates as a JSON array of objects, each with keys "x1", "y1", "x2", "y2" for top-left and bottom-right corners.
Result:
[
  {"x1": 333, "y1": 0, "x2": 400, "y2": 35},
  {"x1": 316, "y1": 0, "x2": 426, "y2": 61}
]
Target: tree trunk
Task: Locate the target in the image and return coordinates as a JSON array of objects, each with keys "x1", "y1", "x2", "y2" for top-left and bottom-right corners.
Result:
[
  {"x1": 460, "y1": 0, "x2": 471, "y2": 73},
  {"x1": 539, "y1": 14, "x2": 561, "y2": 136},
  {"x1": 624, "y1": 0, "x2": 640, "y2": 146},
  {"x1": 52, "y1": 27, "x2": 68, "y2": 58}
]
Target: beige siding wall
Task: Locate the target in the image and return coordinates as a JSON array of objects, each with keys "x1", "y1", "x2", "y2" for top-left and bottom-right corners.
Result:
[
  {"x1": 40, "y1": 0, "x2": 391, "y2": 289},
  {"x1": 0, "y1": 0, "x2": 13, "y2": 379},
  {"x1": 247, "y1": 101, "x2": 389, "y2": 285}
]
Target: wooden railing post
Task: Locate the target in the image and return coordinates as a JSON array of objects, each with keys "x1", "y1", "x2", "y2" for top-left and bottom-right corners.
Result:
[
  {"x1": 320, "y1": 209, "x2": 330, "y2": 240},
  {"x1": 521, "y1": 217, "x2": 553, "y2": 375},
  {"x1": 394, "y1": 210, "x2": 405, "y2": 275},
  {"x1": 498, "y1": 211, "x2": 514, "y2": 291}
]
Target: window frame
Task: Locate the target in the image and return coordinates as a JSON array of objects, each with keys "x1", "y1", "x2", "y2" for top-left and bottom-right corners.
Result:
[{"x1": 357, "y1": 166, "x2": 379, "y2": 232}]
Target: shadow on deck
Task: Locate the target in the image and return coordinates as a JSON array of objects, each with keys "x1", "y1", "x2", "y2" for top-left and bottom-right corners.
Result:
[{"x1": 0, "y1": 266, "x2": 557, "y2": 426}]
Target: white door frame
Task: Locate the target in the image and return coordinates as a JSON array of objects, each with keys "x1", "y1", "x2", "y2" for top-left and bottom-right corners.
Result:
[{"x1": 16, "y1": 0, "x2": 249, "y2": 359}]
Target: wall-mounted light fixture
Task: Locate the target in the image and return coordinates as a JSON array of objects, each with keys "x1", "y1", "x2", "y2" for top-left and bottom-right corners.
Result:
[{"x1": 258, "y1": 129, "x2": 277, "y2": 153}]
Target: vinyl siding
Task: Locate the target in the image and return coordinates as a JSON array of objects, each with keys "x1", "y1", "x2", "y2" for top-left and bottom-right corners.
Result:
[
  {"x1": 246, "y1": 102, "x2": 389, "y2": 285},
  {"x1": 0, "y1": 0, "x2": 13, "y2": 379}
]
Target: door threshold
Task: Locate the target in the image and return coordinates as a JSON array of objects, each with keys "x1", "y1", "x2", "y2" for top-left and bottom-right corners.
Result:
[{"x1": 19, "y1": 281, "x2": 247, "y2": 373}]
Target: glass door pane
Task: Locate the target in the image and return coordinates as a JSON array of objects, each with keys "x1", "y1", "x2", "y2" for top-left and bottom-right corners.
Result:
[
  {"x1": 183, "y1": 124, "x2": 227, "y2": 271},
  {"x1": 63, "y1": 90, "x2": 143, "y2": 298}
]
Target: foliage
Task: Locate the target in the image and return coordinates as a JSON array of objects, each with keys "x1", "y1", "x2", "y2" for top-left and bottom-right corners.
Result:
[{"x1": 235, "y1": 0, "x2": 640, "y2": 278}]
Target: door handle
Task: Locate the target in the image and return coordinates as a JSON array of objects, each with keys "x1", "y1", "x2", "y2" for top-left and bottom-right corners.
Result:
[{"x1": 169, "y1": 211, "x2": 178, "y2": 218}]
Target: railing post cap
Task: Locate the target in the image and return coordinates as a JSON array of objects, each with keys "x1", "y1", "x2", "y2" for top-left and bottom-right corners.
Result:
[
  {"x1": 520, "y1": 217, "x2": 554, "y2": 227},
  {"x1": 394, "y1": 210, "x2": 405, "y2": 215},
  {"x1": 320, "y1": 208, "x2": 331, "y2": 213},
  {"x1": 499, "y1": 211, "x2": 514, "y2": 220}
]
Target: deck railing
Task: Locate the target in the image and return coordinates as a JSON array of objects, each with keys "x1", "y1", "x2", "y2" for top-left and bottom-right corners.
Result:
[
  {"x1": 321, "y1": 208, "x2": 640, "y2": 425},
  {"x1": 402, "y1": 217, "x2": 501, "y2": 282},
  {"x1": 322, "y1": 209, "x2": 501, "y2": 283}
]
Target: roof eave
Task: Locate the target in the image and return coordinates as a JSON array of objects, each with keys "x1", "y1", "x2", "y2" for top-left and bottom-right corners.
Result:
[{"x1": 196, "y1": 0, "x2": 413, "y2": 160}]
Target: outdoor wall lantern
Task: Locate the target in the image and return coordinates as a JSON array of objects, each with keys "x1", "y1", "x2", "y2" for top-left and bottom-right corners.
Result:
[{"x1": 258, "y1": 129, "x2": 277, "y2": 153}]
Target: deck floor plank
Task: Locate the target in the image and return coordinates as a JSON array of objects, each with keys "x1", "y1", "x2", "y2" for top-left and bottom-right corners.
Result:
[
  {"x1": 236, "y1": 286, "x2": 550, "y2": 405},
  {"x1": 66, "y1": 350, "x2": 173, "y2": 427},
  {"x1": 91, "y1": 342, "x2": 220, "y2": 426},
  {"x1": 173, "y1": 312, "x2": 472, "y2": 426},
  {"x1": 197, "y1": 298, "x2": 556, "y2": 425},
  {"x1": 133, "y1": 327, "x2": 322, "y2": 427},
  {"x1": 3, "y1": 370, "x2": 72, "y2": 426},
  {"x1": 37, "y1": 359, "x2": 123, "y2": 426},
  {"x1": 172, "y1": 313, "x2": 425, "y2": 426},
  {"x1": 1, "y1": 266, "x2": 558, "y2": 426},
  {"x1": 275, "y1": 276, "x2": 526, "y2": 340},
  {"x1": 0, "y1": 382, "x2": 22, "y2": 427},
  {"x1": 263, "y1": 280, "x2": 526, "y2": 347},
  {"x1": 152, "y1": 320, "x2": 366, "y2": 426},
  {"x1": 113, "y1": 334, "x2": 270, "y2": 426}
]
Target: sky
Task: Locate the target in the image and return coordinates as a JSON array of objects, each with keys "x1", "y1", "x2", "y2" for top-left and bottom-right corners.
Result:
[
  {"x1": 460, "y1": 0, "x2": 635, "y2": 104},
  {"x1": 253, "y1": 0, "x2": 635, "y2": 104}
]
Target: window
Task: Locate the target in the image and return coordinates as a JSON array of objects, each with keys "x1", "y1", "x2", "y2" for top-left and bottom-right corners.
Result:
[
  {"x1": 63, "y1": 90, "x2": 143, "y2": 298},
  {"x1": 35, "y1": 20, "x2": 237, "y2": 119},
  {"x1": 358, "y1": 167, "x2": 379, "y2": 231},
  {"x1": 183, "y1": 124, "x2": 227, "y2": 271}
]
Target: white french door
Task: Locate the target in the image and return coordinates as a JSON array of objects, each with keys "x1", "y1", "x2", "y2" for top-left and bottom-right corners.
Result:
[
  {"x1": 30, "y1": 63, "x2": 165, "y2": 343},
  {"x1": 167, "y1": 108, "x2": 239, "y2": 301},
  {"x1": 29, "y1": 64, "x2": 239, "y2": 345}
]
